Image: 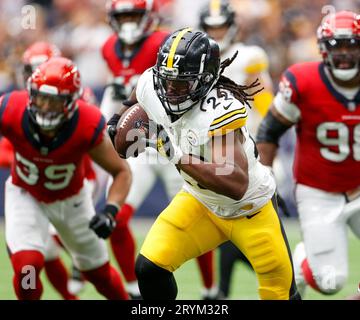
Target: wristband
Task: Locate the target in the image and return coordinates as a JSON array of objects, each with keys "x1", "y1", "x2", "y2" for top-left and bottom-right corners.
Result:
[{"x1": 104, "y1": 203, "x2": 120, "y2": 218}]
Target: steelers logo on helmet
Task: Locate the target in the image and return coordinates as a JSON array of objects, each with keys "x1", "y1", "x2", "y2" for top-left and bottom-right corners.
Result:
[
  {"x1": 153, "y1": 28, "x2": 220, "y2": 115},
  {"x1": 317, "y1": 11, "x2": 360, "y2": 81}
]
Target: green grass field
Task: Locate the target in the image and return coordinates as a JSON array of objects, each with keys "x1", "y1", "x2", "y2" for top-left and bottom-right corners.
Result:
[{"x1": 0, "y1": 218, "x2": 359, "y2": 300}]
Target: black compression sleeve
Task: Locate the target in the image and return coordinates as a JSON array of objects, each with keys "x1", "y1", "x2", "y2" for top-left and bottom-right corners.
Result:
[{"x1": 256, "y1": 111, "x2": 291, "y2": 146}]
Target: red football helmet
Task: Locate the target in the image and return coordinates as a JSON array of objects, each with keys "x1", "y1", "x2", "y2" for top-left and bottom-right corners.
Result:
[
  {"x1": 27, "y1": 57, "x2": 81, "y2": 131},
  {"x1": 22, "y1": 41, "x2": 62, "y2": 82},
  {"x1": 317, "y1": 11, "x2": 360, "y2": 81},
  {"x1": 106, "y1": 0, "x2": 158, "y2": 45}
]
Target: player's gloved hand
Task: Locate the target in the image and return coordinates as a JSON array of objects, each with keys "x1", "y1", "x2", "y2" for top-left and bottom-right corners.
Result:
[
  {"x1": 276, "y1": 192, "x2": 291, "y2": 217},
  {"x1": 111, "y1": 83, "x2": 127, "y2": 101},
  {"x1": 146, "y1": 124, "x2": 184, "y2": 164},
  {"x1": 107, "y1": 114, "x2": 121, "y2": 147},
  {"x1": 89, "y1": 204, "x2": 118, "y2": 239}
]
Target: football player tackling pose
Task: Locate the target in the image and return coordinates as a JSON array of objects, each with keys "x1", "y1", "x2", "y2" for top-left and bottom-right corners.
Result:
[
  {"x1": 102, "y1": 0, "x2": 217, "y2": 299},
  {"x1": 112, "y1": 28, "x2": 301, "y2": 300},
  {"x1": 257, "y1": 11, "x2": 360, "y2": 296},
  {"x1": 0, "y1": 57, "x2": 131, "y2": 300}
]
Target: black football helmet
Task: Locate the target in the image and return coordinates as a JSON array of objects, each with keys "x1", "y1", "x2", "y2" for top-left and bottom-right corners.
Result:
[
  {"x1": 153, "y1": 28, "x2": 220, "y2": 115},
  {"x1": 199, "y1": 0, "x2": 237, "y2": 52}
]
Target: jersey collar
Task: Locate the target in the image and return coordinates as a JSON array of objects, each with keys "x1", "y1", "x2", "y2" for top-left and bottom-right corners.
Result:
[
  {"x1": 319, "y1": 63, "x2": 360, "y2": 111},
  {"x1": 22, "y1": 108, "x2": 79, "y2": 155}
]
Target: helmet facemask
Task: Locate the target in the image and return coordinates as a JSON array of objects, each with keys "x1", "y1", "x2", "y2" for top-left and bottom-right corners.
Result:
[
  {"x1": 110, "y1": 10, "x2": 150, "y2": 45},
  {"x1": 153, "y1": 66, "x2": 216, "y2": 115},
  {"x1": 28, "y1": 86, "x2": 79, "y2": 131},
  {"x1": 153, "y1": 29, "x2": 221, "y2": 116},
  {"x1": 320, "y1": 37, "x2": 360, "y2": 81},
  {"x1": 317, "y1": 11, "x2": 360, "y2": 82}
]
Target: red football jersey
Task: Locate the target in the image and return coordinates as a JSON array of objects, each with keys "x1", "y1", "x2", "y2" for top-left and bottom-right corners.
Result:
[
  {"x1": 102, "y1": 31, "x2": 169, "y2": 94},
  {"x1": 278, "y1": 62, "x2": 360, "y2": 192},
  {"x1": 0, "y1": 137, "x2": 14, "y2": 167},
  {"x1": 0, "y1": 91, "x2": 106, "y2": 203},
  {"x1": 0, "y1": 88, "x2": 97, "y2": 177}
]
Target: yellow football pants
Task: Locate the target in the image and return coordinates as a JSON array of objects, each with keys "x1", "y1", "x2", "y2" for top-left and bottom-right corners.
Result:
[{"x1": 140, "y1": 191, "x2": 296, "y2": 300}]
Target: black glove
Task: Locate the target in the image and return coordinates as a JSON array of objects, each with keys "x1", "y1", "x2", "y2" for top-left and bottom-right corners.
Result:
[
  {"x1": 107, "y1": 113, "x2": 121, "y2": 147},
  {"x1": 276, "y1": 192, "x2": 291, "y2": 217},
  {"x1": 111, "y1": 83, "x2": 127, "y2": 101},
  {"x1": 89, "y1": 204, "x2": 118, "y2": 239}
]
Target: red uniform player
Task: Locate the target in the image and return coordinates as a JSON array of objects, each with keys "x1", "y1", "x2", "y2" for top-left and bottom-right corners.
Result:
[
  {"x1": 257, "y1": 11, "x2": 360, "y2": 297},
  {"x1": 0, "y1": 41, "x2": 102, "y2": 299},
  {"x1": 1, "y1": 57, "x2": 131, "y2": 300}
]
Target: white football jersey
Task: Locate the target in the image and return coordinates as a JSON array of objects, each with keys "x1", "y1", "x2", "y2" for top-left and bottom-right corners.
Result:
[
  {"x1": 221, "y1": 42, "x2": 270, "y2": 136},
  {"x1": 136, "y1": 68, "x2": 276, "y2": 218}
]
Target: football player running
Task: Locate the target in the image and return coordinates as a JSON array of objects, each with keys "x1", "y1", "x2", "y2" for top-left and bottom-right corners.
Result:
[
  {"x1": 113, "y1": 28, "x2": 301, "y2": 300},
  {"x1": 0, "y1": 41, "x2": 82, "y2": 300},
  {"x1": 199, "y1": 0, "x2": 275, "y2": 299},
  {"x1": 256, "y1": 11, "x2": 360, "y2": 297},
  {"x1": 102, "y1": 0, "x2": 217, "y2": 299},
  {"x1": 0, "y1": 57, "x2": 131, "y2": 300}
]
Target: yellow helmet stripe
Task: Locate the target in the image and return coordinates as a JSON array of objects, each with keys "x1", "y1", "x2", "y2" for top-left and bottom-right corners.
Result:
[
  {"x1": 167, "y1": 27, "x2": 192, "y2": 68},
  {"x1": 210, "y1": 0, "x2": 221, "y2": 16}
]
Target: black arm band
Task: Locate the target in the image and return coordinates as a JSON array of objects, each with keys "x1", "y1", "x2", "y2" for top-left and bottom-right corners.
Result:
[
  {"x1": 102, "y1": 204, "x2": 119, "y2": 218},
  {"x1": 256, "y1": 111, "x2": 291, "y2": 146}
]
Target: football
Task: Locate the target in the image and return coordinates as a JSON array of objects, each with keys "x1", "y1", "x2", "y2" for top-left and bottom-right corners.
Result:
[{"x1": 114, "y1": 103, "x2": 150, "y2": 158}]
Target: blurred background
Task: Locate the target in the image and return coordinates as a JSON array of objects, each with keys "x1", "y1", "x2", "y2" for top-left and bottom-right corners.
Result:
[
  {"x1": 0, "y1": 0, "x2": 360, "y2": 300},
  {"x1": 1, "y1": 0, "x2": 359, "y2": 219}
]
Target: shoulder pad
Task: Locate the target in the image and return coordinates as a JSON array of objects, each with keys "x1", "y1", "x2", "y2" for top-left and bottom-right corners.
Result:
[{"x1": 202, "y1": 89, "x2": 248, "y2": 136}]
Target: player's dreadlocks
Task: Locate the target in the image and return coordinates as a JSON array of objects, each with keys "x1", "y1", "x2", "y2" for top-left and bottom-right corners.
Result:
[{"x1": 214, "y1": 51, "x2": 263, "y2": 108}]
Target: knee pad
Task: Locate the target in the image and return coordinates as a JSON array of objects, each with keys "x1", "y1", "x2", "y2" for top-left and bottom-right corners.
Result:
[
  {"x1": 245, "y1": 232, "x2": 281, "y2": 273},
  {"x1": 135, "y1": 254, "x2": 177, "y2": 300}
]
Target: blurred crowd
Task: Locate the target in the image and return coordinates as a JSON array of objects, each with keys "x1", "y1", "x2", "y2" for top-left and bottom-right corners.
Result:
[
  {"x1": 0, "y1": 0, "x2": 359, "y2": 218},
  {"x1": 0, "y1": 0, "x2": 359, "y2": 98}
]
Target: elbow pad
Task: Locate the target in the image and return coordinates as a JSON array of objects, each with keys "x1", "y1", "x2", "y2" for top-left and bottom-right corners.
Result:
[{"x1": 256, "y1": 111, "x2": 290, "y2": 146}]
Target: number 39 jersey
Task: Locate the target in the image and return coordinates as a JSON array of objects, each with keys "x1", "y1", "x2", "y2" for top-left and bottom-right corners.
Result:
[
  {"x1": 0, "y1": 91, "x2": 106, "y2": 203},
  {"x1": 274, "y1": 61, "x2": 360, "y2": 192},
  {"x1": 136, "y1": 69, "x2": 276, "y2": 218}
]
